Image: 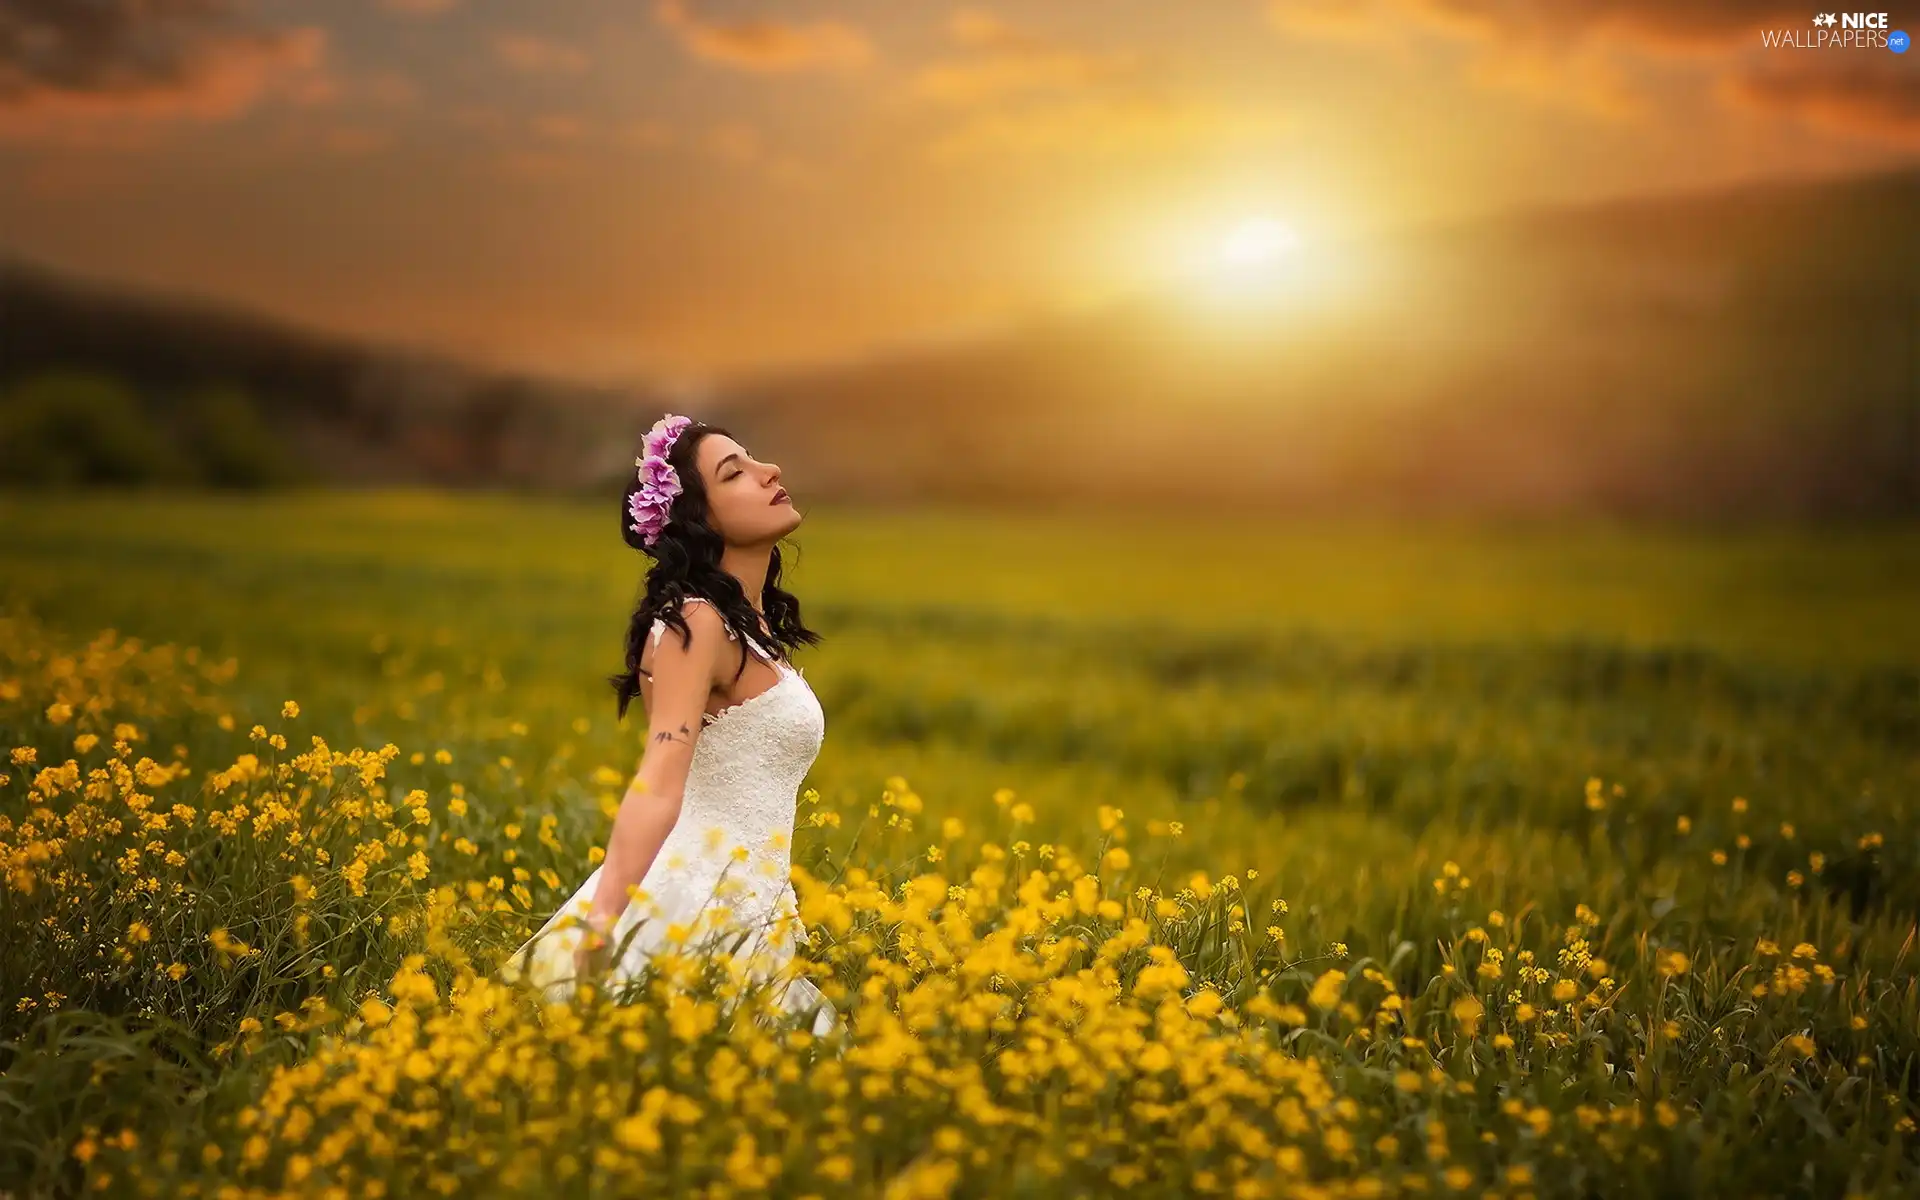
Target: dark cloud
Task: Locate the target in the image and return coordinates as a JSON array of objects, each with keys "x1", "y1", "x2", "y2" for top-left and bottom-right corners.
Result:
[{"x1": 0, "y1": 0, "x2": 327, "y2": 133}]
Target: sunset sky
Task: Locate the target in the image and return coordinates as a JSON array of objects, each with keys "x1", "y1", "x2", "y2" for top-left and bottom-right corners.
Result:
[{"x1": 1, "y1": 0, "x2": 1915, "y2": 387}]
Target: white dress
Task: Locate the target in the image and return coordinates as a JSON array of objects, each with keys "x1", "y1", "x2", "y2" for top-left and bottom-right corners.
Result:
[{"x1": 498, "y1": 597, "x2": 840, "y2": 1038}]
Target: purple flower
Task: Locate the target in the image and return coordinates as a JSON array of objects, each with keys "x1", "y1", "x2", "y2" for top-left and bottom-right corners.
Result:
[
  {"x1": 642, "y1": 412, "x2": 692, "y2": 462},
  {"x1": 628, "y1": 487, "x2": 673, "y2": 545},
  {"x1": 638, "y1": 453, "x2": 679, "y2": 495}
]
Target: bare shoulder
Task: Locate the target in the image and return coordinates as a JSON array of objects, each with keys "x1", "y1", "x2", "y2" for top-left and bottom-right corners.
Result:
[
  {"x1": 675, "y1": 597, "x2": 730, "y2": 641},
  {"x1": 650, "y1": 599, "x2": 730, "y2": 674}
]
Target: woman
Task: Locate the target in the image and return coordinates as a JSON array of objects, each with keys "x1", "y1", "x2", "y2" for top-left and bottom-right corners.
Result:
[{"x1": 498, "y1": 413, "x2": 840, "y2": 1038}]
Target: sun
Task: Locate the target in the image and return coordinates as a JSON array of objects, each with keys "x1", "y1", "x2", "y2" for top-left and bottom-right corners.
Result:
[{"x1": 1212, "y1": 216, "x2": 1301, "y2": 272}]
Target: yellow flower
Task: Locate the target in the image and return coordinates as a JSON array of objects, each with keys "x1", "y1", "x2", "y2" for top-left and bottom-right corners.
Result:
[
  {"x1": 1308, "y1": 969, "x2": 1345, "y2": 1011},
  {"x1": 819, "y1": 1155, "x2": 854, "y2": 1182},
  {"x1": 282, "y1": 701, "x2": 300, "y2": 719},
  {"x1": 1450, "y1": 994, "x2": 1484, "y2": 1036}
]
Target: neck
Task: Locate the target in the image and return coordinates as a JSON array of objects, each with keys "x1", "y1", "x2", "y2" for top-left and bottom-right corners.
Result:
[{"x1": 718, "y1": 542, "x2": 774, "y2": 614}]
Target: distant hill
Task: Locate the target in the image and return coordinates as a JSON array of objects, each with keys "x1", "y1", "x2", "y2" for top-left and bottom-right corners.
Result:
[
  {"x1": 0, "y1": 258, "x2": 652, "y2": 490},
  {"x1": 706, "y1": 166, "x2": 1919, "y2": 519}
]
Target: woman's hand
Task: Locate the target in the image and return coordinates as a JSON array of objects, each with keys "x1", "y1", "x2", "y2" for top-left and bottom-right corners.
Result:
[{"x1": 571, "y1": 914, "x2": 613, "y2": 987}]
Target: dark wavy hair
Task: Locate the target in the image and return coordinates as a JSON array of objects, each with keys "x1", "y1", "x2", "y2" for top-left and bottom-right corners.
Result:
[{"x1": 608, "y1": 420, "x2": 822, "y2": 721}]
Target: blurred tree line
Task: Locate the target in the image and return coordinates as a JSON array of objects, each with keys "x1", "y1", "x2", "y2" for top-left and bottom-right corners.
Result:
[{"x1": 0, "y1": 370, "x2": 305, "y2": 489}]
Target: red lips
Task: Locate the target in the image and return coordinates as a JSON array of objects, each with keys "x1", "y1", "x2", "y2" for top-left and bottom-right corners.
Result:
[{"x1": 771, "y1": 488, "x2": 790, "y2": 505}]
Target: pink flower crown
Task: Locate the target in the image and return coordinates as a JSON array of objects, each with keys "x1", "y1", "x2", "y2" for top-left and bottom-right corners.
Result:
[{"x1": 628, "y1": 413, "x2": 693, "y2": 547}]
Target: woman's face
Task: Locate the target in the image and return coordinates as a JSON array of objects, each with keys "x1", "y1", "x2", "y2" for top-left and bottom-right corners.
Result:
[{"x1": 694, "y1": 433, "x2": 801, "y2": 545}]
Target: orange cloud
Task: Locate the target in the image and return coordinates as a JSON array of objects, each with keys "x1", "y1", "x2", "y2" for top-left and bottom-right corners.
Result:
[
  {"x1": 652, "y1": 0, "x2": 873, "y2": 73},
  {"x1": 1721, "y1": 52, "x2": 1920, "y2": 147},
  {"x1": 915, "y1": 9, "x2": 1287, "y2": 162},
  {"x1": 380, "y1": 0, "x2": 461, "y2": 15},
  {"x1": 1270, "y1": 0, "x2": 1916, "y2": 142},
  {"x1": 1401, "y1": 0, "x2": 1811, "y2": 53},
  {"x1": 916, "y1": 8, "x2": 1137, "y2": 104},
  {"x1": 1268, "y1": 1, "x2": 1815, "y2": 58},
  {"x1": 493, "y1": 33, "x2": 591, "y2": 75},
  {"x1": 927, "y1": 91, "x2": 1294, "y2": 162},
  {"x1": 1263, "y1": 0, "x2": 1400, "y2": 42},
  {"x1": 0, "y1": 1, "x2": 330, "y2": 141}
]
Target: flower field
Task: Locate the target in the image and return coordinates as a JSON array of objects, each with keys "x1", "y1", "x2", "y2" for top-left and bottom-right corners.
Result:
[{"x1": 1, "y1": 492, "x2": 1916, "y2": 1198}]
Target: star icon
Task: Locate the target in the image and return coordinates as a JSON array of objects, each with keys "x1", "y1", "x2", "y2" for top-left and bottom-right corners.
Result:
[{"x1": 1813, "y1": 12, "x2": 1837, "y2": 26}]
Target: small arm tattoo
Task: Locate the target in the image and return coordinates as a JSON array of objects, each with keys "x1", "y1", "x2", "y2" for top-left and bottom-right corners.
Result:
[{"x1": 650, "y1": 723, "x2": 694, "y2": 747}]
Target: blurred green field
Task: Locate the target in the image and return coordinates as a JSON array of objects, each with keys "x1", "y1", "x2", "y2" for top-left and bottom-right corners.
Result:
[
  {"x1": 2, "y1": 492, "x2": 1918, "y2": 1197},
  {"x1": 3, "y1": 492, "x2": 1913, "y2": 891}
]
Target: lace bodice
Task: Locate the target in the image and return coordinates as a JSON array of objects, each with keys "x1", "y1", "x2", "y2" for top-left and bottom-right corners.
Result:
[{"x1": 500, "y1": 598, "x2": 837, "y2": 1036}]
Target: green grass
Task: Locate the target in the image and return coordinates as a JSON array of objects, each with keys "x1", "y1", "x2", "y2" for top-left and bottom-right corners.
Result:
[{"x1": 2, "y1": 491, "x2": 1917, "y2": 1197}]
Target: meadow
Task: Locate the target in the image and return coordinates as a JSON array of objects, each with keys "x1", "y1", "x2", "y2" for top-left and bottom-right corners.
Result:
[{"x1": 1, "y1": 491, "x2": 1916, "y2": 1198}]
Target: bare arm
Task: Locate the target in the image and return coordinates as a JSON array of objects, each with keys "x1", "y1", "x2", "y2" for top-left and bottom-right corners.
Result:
[{"x1": 577, "y1": 604, "x2": 726, "y2": 964}]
